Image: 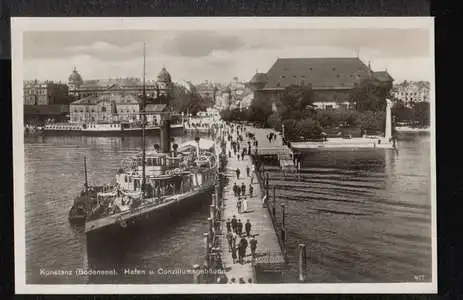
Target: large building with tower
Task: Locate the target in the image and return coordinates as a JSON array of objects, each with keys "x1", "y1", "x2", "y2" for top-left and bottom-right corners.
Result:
[
  {"x1": 69, "y1": 67, "x2": 174, "y2": 124},
  {"x1": 248, "y1": 57, "x2": 394, "y2": 110},
  {"x1": 67, "y1": 66, "x2": 172, "y2": 99}
]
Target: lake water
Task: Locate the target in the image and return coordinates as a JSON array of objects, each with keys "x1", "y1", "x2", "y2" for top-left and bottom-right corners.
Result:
[{"x1": 24, "y1": 132, "x2": 432, "y2": 284}]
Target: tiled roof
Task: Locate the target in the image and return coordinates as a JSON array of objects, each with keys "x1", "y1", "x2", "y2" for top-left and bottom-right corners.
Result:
[
  {"x1": 373, "y1": 71, "x2": 394, "y2": 82},
  {"x1": 263, "y1": 57, "x2": 374, "y2": 90},
  {"x1": 249, "y1": 73, "x2": 269, "y2": 84}
]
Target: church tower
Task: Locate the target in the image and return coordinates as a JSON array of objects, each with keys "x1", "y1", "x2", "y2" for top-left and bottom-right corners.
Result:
[
  {"x1": 68, "y1": 66, "x2": 83, "y2": 97},
  {"x1": 156, "y1": 67, "x2": 173, "y2": 99}
]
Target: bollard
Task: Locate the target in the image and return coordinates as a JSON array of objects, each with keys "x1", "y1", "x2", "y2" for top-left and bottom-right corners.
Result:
[
  {"x1": 208, "y1": 217, "x2": 214, "y2": 237},
  {"x1": 281, "y1": 203, "x2": 285, "y2": 228},
  {"x1": 192, "y1": 264, "x2": 201, "y2": 284},
  {"x1": 203, "y1": 232, "x2": 210, "y2": 267},
  {"x1": 210, "y1": 205, "x2": 216, "y2": 220},
  {"x1": 272, "y1": 186, "x2": 276, "y2": 217},
  {"x1": 298, "y1": 244, "x2": 307, "y2": 282}
]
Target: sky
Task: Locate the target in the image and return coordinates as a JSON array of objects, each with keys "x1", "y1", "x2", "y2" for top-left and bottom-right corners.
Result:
[{"x1": 22, "y1": 27, "x2": 433, "y2": 84}]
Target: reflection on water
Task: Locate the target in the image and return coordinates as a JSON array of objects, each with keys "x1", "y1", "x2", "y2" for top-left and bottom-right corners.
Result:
[
  {"x1": 269, "y1": 135, "x2": 431, "y2": 283},
  {"x1": 24, "y1": 133, "x2": 431, "y2": 284}
]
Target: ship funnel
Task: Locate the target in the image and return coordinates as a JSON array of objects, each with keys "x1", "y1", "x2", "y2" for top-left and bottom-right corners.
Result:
[{"x1": 195, "y1": 136, "x2": 200, "y2": 158}]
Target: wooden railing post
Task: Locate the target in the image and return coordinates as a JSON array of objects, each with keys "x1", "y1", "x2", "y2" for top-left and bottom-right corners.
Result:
[{"x1": 298, "y1": 244, "x2": 307, "y2": 282}]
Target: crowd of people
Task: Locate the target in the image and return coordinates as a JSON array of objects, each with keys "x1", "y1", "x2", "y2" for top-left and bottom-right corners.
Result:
[{"x1": 220, "y1": 122, "x2": 261, "y2": 269}]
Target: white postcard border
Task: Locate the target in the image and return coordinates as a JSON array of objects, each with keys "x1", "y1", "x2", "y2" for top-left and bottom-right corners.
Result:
[{"x1": 12, "y1": 17, "x2": 437, "y2": 294}]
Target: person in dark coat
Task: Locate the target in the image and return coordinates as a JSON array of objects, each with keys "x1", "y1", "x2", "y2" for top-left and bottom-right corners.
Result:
[
  {"x1": 231, "y1": 245, "x2": 237, "y2": 264},
  {"x1": 246, "y1": 165, "x2": 250, "y2": 177},
  {"x1": 226, "y1": 218, "x2": 231, "y2": 232},
  {"x1": 241, "y1": 148, "x2": 246, "y2": 160},
  {"x1": 235, "y1": 168, "x2": 240, "y2": 179},
  {"x1": 236, "y1": 198, "x2": 242, "y2": 213},
  {"x1": 245, "y1": 219, "x2": 252, "y2": 237},
  {"x1": 226, "y1": 231, "x2": 234, "y2": 252},
  {"x1": 241, "y1": 182, "x2": 246, "y2": 196},
  {"x1": 237, "y1": 219, "x2": 243, "y2": 235},
  {"x1": 250, "y1": 236, "x2": 258, "y2": 259},
  {"x1": 239, "y1": 236, "x2": 248, "y2": 264},
  {"x1": 231, "y1": 215, "x2": 238, "y2": 233},
  {"x1": 228, "y1": 150, "x2": 231, "y2": 158},
  {"x1": 233, "y1": 182, "x2": 239, "y2": 197},
  {"x1": 249, "y1": 184, "x2": 253, "y2": 197}
]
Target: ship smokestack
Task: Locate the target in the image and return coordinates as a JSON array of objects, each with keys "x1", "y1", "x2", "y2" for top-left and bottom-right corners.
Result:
[
  {"x1": 160, "y1": 117, "x2": 171, "y2": 154},
  {"x1": 195, "y1": 136, "x2": 200, "y2": 158}
]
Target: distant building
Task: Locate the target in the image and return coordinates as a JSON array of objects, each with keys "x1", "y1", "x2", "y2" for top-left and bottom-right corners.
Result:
[
  {"x1": 69, "y1": 67, "x2": 174, "y2": 124},
  {"x1": 195, "y1": 81, "x2": 218, "y2": 103},
  {"x1": 248, "y1": 57, "x2": 393, "y2": 110},
  {"x1": 391, "y1": 80, "x2": 430, "y2": 107},
  {"x1": 69, "y1": 94, "x2": 140, "y2": 124},
  {"x1": 67, "y1": 66, "x2": 172, "y2": 99},
  {"x1": 23, "y1": 80, "x2": 70, "y2": 105}
]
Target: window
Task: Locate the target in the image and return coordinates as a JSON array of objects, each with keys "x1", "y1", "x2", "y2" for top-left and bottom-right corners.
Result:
[{"x1": 325, "y1": 105, "x2": 333, "y2": 109}]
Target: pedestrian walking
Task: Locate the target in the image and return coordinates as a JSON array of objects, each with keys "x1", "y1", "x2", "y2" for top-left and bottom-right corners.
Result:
[
  {"x1": 239, "y1": 236, "x2": 248, "y2": 264},
  {"x1": 235, "y1": 168, "x2": 240, "y2": 179},
  {"x1": 249, "y1": 184, "x2": 253, "y2": 197},
  {"x1": 237, "y1": 219, "x2": 243, "y2": 236},
  {"x1": 245, "y1": 220, "x2": 252, "y2": 237},
  {"x1": 237, "y1": 153, "x2": 240, "y2": 160},
  {"x1": 226, "y1": 231, "x2": 233, "y2": 252},
  {"x1": 226, "y1": 218, "x2": 231, "y2": 233},
  {"x1": 241, "y1": 182, "x2": 246, "y2": 196},
  {"x1": 242, "y1": 196, "x2": 248, "y2": 212},
  {"x1": 250, "y1": 236, "x2": 258, "y2": 259},
  {"x1": 231, "y1": 215, "x2": 237, "y2": 233},
  {"x1": 233, "y1": 182, "x2": 239, "y2": 197},
  {"x1": 228, "y1": 150, "x2": 231, "y2": 158},
  {"x1": 241, "y1": 148, "x2": 246, "y2": 159},
  {"x1": 237, "y1": 198, "x2": 242, "y2": 213},
  {"x1": 246, "y1": 165, "x2": 250, "y2": 177},
  {"x1": 231, "y1": 246, "x2": 237, "y2": 264}
]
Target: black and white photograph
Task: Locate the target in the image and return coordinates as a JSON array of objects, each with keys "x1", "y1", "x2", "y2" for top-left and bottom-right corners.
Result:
[{"x1": 12, "y1": 17, "x2": 435, "y2": 294}]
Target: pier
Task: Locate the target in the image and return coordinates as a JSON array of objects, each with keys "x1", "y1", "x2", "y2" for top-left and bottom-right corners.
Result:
[{"x1": 218, "y1": 140, "x2": 287, "y2": 283}]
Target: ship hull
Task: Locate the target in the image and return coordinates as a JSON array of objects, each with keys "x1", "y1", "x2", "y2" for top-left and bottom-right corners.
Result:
[{"x1": 85, "y1": 183, "x2": 214, "y2": 249}]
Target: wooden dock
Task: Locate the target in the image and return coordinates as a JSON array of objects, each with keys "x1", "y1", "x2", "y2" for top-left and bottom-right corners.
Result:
[{"x1": 218, "y1": 138, "x2": 287, "y2": 283}]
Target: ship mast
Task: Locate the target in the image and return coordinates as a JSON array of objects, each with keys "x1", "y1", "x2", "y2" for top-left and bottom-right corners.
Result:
[{"x1": 141, "y1": 42, "x2": 146, "y2": 196}]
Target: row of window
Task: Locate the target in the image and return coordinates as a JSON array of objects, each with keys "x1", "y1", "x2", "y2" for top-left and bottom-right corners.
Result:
[{"x1": 395, "y1": 92, "x2": 427, "y2": 96}]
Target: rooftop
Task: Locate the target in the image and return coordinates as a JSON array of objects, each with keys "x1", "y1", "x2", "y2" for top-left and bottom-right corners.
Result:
[{"x1": 260, "y1": 57, "x2": 393, "y2": 90}]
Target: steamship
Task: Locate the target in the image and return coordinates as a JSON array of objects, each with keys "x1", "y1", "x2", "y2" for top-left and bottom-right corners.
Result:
[{"x1": 68, "y1": 43, "x2": 218, "y2": 241}]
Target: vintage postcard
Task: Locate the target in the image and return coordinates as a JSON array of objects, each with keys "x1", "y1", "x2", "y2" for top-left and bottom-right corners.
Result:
[{"x1": 12, "y1": 17, "x2": 436, "y2": 294}]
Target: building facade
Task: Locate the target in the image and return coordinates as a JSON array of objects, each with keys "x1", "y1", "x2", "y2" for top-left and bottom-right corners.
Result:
[
  {"x1": 248, "y1": 57, "x2": 394, "y2": 110},
  {"x1": 391, "y1": 80, "x2": 430, "y2": 107},
  {"x1": 67, "y1": 66, "x2": 171, "y2": 99},
  {"x1": 23, "y1": 80, "x2": 70, "y2": 105},
  {"x1": 69, "y1": 67, "x2": 173, "y2": 124}
]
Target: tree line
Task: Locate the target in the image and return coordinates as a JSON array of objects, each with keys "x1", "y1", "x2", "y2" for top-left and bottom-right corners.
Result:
[{"x1": 221, "y1": 78, "x2": 409, "y2": 141}]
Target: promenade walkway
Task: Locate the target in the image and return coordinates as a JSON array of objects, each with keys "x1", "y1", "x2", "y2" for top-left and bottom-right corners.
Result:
[{"x1": 219, "y1": 138, "x2": 284, "y2": 283}]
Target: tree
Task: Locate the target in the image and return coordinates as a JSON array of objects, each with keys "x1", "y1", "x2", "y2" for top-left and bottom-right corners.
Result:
[
  {"x1": 276, "y1": 85, "x2": 315, "y2": 120},
  {"x1": 391, "y1": 101, "x2": 413, "y2": 123},
  {"x1": 349, "y1": 79, "x2": 390, "y2": 112},
  {"x1": 412, "y1": 102, "x2": 430, "y2": 126}
]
